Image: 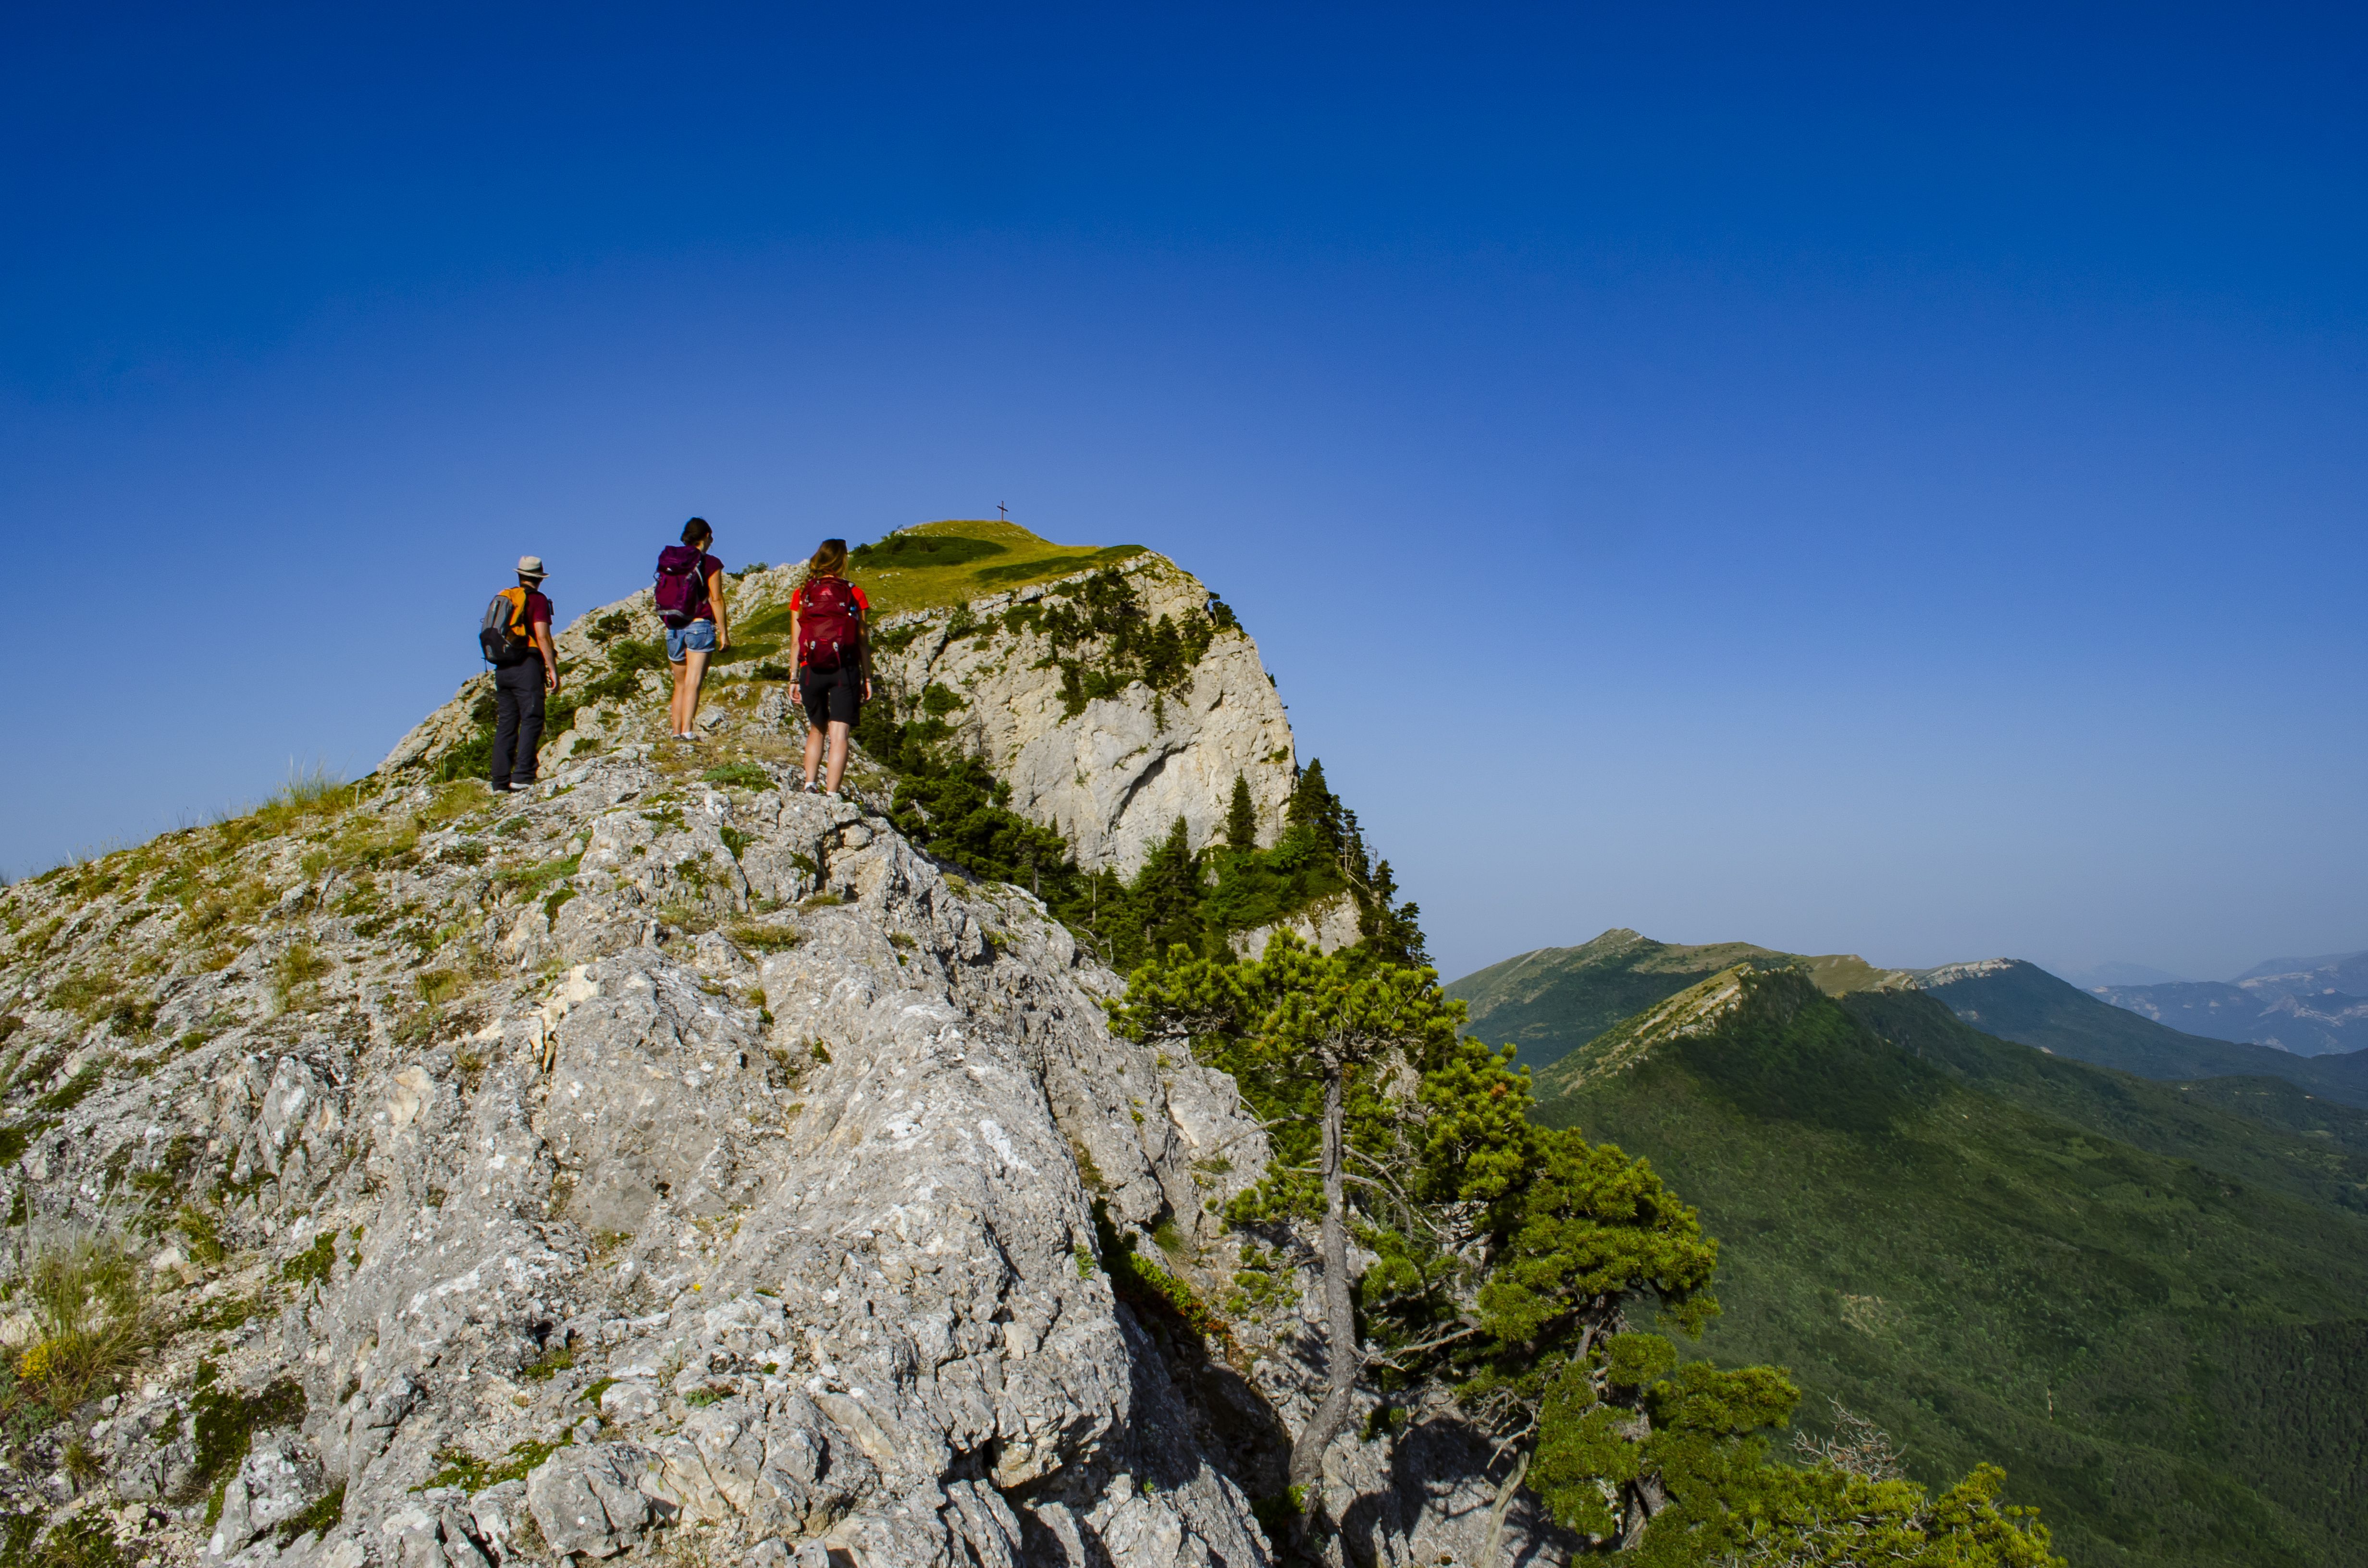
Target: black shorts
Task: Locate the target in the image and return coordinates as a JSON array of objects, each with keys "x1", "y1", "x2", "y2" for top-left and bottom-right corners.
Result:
[{"x1": 800, "y1": 664, "x2": 863, "y2": 728}]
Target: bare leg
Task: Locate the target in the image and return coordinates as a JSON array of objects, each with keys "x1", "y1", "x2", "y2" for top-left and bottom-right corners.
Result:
[
  {"x1": 668, "y1": 659, "x2": 690, "y2": 735},
  {"x1": 802, "y1": 721, "x2": 826, "y2": 786},
  {"x1": 679, "y1": 649, "x2": 713, "y2": 734},
  {"x1": 824, "y1": 720, "x2": 853, "y2": 791}
]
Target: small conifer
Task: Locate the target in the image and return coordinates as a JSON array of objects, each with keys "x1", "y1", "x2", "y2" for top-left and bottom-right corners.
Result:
[{"x1": 1225, "y1": 775, "x2": 1257, "y2": 849}]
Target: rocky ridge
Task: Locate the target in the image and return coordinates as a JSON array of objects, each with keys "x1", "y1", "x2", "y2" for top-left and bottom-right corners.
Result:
[
  {"x1": 0, "y1": 591, "x2": 1553, "y2": 1566},
  {"x1": 379, "y1": 547, "x2": 1295, "y2": 879}
]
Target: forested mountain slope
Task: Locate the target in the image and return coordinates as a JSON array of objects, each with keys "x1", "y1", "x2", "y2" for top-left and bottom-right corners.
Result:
[
  {"x1": 1444, "y1": 928, "x2": 1905, "y2": 1071},
  {"x1": 1452, "y1": 926, "x2": 2368, "y2": 1223},
  {"x1": 1528, "y1": 967, "x2": 2368, "y2": 1568},
  {"x1": 1914, "y1": 958, "x2": 2368, "y2": 1106},
  {"x1": 1841, "y1": 986, "x2": 2368, "y2": 1220}
]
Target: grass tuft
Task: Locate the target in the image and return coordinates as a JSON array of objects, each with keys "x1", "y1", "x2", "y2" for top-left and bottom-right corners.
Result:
[
  {"x1": 20, "y1": 1233, "x2": 150, "y2": 1410},
  {"x1": 727, "y1": 922, "x2": 802, "y2": 954},
  {"x1": 271, "y1": 942, "x2": 331, "y2": 1012}
]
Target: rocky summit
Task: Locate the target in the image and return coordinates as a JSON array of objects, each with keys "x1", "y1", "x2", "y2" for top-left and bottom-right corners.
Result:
[{"x1": 0, "y1": 535, "x2": 1547, "y2": 1568}]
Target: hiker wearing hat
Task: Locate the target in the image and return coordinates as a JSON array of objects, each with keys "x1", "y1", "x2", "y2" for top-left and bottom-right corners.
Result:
[{"x1": 480, "y1": 555, "x2": 561, "y2": 794}]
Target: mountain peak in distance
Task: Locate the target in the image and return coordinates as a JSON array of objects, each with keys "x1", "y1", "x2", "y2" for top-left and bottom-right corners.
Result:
[
  {"x1": 1445, "y1": 928, "x2": 1910, "y2": 1073},
  {"x1": 2233, "y1": 947, "x2": 2368, "y2": 990},
  {"x1": 2052, "y1": 959, "x2": 2191, "y2": 989}
]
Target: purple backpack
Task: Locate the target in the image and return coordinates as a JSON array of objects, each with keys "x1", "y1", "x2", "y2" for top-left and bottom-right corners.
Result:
[{"x1": 654, "y1": 546, "x2": 710, "y2": 628}]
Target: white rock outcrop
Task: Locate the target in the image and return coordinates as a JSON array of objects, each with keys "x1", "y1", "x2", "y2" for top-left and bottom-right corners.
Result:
[
  {"x1": 0, "y1": 745, "x2": 1565, "y2": 1566},
  {"x1": 865, "y1": 554, "x2": 1296, "y2": 873}
]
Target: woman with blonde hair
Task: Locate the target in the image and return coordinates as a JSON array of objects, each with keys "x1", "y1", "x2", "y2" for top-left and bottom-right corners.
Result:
[{"x1": 788, "y1": 538, "x2": 871, "y2": 794}]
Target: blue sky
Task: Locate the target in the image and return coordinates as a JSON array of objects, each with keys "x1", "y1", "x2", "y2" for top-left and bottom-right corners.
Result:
[{"x1": 4, "y1": 2, "x2": 2364, "y2": 983}]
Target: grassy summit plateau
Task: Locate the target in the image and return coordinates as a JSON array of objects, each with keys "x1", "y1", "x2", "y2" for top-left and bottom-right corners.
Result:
[{"x1": 838, "y1": 519, "x2": 1146, "y2": 616}]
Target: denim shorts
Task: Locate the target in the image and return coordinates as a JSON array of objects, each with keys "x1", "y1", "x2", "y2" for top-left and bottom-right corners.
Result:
[{"x1": 665, "y1": 620, "x2": 718, "y2": 662}]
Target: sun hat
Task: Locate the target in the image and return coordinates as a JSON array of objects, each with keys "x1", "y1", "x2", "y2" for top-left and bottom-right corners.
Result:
[{"x1": 517, "y1": 555, "x2": 549, "y2": 579}]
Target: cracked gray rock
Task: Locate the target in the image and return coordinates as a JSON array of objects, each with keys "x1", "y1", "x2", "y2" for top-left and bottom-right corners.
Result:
[{"x1": 4, "y1": 666, "x2": 1569, "y2": 1568}]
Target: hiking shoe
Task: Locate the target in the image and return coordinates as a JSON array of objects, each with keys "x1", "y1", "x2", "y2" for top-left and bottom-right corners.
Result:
[{"x1": 489, "y1": 783, "x2": 513, "y2": 794}]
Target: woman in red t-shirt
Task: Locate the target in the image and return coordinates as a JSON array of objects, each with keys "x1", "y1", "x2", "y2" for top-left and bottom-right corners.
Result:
[{"x1": 789, "y1": 538, "x2": 872, "y2": 794}]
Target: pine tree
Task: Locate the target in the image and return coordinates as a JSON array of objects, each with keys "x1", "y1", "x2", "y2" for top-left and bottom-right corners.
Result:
[
  {"x1": 1286, "y1": 759, "x2": 1345, "y2": 856},
  {"x1": 1122, "y1": 936, "x2": 1480, "y2": 1547},
  {"x1": 1108, "y1": 817, "x2": 1205, "y2": 972},
  {"x1": 1118, "y1": 940, "x2": 2065, "y2": 1568},
  {"x1": 1225, "y1": 774, "x2": 1258, "y2": 850}
]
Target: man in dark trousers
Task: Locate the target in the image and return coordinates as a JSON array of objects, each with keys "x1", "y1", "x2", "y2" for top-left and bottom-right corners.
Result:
[{"x1": 490, "y1": 555, "x2": 560, "y2": 793}]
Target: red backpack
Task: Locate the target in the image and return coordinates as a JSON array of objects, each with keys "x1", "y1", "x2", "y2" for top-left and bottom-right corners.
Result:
[{"x1": 798, "y1": 576, "x2": 863, "y2": 671}]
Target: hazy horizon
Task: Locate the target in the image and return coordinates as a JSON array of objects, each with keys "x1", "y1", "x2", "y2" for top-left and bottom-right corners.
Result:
[
  {"x1": 7, "y1": 3, "x2": 2364, "y2": 987},
  {"x1": 1434, "y1": 933, "x2": 2364, "y2": 993}
]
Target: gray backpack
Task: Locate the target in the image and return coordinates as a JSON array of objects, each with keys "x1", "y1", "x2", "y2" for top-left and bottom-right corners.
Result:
[{"x1": 479, "y1": 589, "x2": 534, "y2": 667}]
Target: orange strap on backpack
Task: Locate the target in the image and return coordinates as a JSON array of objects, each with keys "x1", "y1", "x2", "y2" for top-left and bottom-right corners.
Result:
[{"x1": 500, "y1": 587, "x2": 533, "y2": 644}]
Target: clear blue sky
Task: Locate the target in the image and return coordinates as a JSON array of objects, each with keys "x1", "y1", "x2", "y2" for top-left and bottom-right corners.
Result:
[{"x1": 5, "y1": 2, "x2": 2364, "y2": 984}]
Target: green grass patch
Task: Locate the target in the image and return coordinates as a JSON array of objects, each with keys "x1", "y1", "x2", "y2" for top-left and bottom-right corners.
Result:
[
  {"x1": 416, "y1": 969, "x2": 466, "y2": 1006},
  {"x1": 703, "y1": 763, "x2": 772, "y2": 790},
  {"x1": 492, "y1": 856, "x2": 580, "y2": 898},
  {"x1": 16, "y1": 1234, "x2": 150, "y2": 1411},
  {"x1": 279, "y1": 1232, "x2": 337, "y2": 1288},
  {"x1": 34, "y1": 1063, "x2": 106, "y2": 1115},
  {"x1": 709, "y1": 637, "x2": 782, "y2": 668},
  {"x1": 417, "y1": 1438, "x2": 561, "y2": 1494},
  {"x1": 727, "y1": 921, "x2": 802, "y2": 953},
  {"x1": 842, "y1": 521, "x2": 1150, "y2": 616},
  {"x1": 518, "y1": 1341, "x2": 575, "y2": 1382},
  {"x1": 187, "y1": 1373, "x2": 306, "y2": 1525},
  {"x1": 0, "y1": 1511, "x2": 123, "y2": 1568},
  {"x1": 175, "y1": 1206, "x2": 228, "y2": 1266},
  {"x1": 182, "y1": 1292, "x2": 265, "y2": 1333},
  {"x1": 274, "y1": 1481, "x2": 344, "y2": 1546},
  {"x1": 271, "y1": 942, "x2": 331, "y2": 1012},
  {"x1": 47, "y1": 971, "x2": 121, "y2": 1021},
  {"x1": 1088, "y1": 1200, "x2": 1231, "y2": 1350}
]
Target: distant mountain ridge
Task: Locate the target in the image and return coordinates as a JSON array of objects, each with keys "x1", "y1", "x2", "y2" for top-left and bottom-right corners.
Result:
[
  {"x1": 1444, "y1": 928, "x2": 1908, "y2": 1071},
  {"x1": 2238, "y1": 948, "x2": 2368, "y2": 989},
  {"x1": 1451, "y1": 928, "x2": 2368, "y2": 1105},
  {"x1": 1911, "y1": 957, "x2": 2368, "y2": 1106},
  {"x1": 2090, "y1": 977, "x2": 2368, "y2": 1057},
  {"x1": 2072, "y1": 947, "x2": 2368, "y2": 1057}
]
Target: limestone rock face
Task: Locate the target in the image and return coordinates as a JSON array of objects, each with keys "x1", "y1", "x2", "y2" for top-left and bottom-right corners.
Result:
[
  {"x1": 865, "y1": 554, "x2": 1297, "y2": 874},
  {"x1": 1229, "y1": 893, "x2": 1365, "y2": 962},
  {"x1": 0, "y1": 748, "x2": 1566, "y2": 1568},
  {"x1": 3, "y1": 547, "x2": 1562, "y2": 1566}
]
